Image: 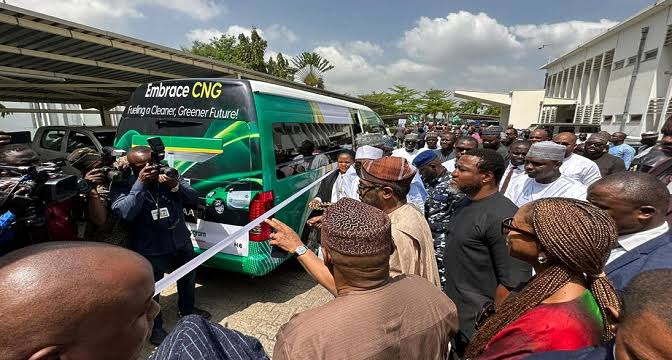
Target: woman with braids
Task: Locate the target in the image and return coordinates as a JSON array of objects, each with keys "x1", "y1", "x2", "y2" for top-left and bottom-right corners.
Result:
[{"x1": 465, "y1": 198, "x2": 622, "y2": 359}]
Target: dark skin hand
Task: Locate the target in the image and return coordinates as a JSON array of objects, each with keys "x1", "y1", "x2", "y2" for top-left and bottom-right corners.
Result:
[
  {"x1": 85, "y1": 168, "x2": 106, "y2": 185},
  {"x1": 137, "y1": 164, "x2": 159, "y2": 184}
]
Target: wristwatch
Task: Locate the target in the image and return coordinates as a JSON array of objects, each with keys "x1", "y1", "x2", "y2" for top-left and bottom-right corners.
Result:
[{"x1": 294, "y1": 245, "x2": 308, "y2": 257}]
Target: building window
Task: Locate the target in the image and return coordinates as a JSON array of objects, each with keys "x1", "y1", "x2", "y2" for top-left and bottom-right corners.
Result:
[
  {"x1": 626, "y1": 56, "x2": 637, "y2": 66},
  {"x1": 629, "y1": 114, "x2": 643, "y2": 123},
  {"x1": 644, "y1": 49, "x2": 658, "y2": 62},
  {"x1": 613, "y1": 60, "x2": 624, "y2": 70}
]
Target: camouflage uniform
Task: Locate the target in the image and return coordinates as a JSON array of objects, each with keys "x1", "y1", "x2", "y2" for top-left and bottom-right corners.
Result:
[{"x1": 423, "y1": 171, "x2": 462, "y2": 288}]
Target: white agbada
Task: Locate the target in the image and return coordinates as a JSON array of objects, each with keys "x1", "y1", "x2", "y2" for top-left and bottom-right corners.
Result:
[
  {"x1": 560, "y1": 153, "x2": 602, "y2": 186},
  {"x1": 505, "y1": 175, "x2": 588, "y2": 207},
  {"x1": 392, "y1": 147, "x2": 419, "y2": 163}
]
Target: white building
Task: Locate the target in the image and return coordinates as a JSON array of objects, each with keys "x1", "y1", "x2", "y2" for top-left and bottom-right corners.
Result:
[
  {"x1": 541, "y1": 0, "x2": 672, "y2": 137},
  {"x1": 454, "y1": 90, "x2": 545, "y2": 129}
]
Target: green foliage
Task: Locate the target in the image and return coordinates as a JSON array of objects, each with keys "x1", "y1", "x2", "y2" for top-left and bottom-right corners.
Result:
[
  {"x1": 358, "y1": 91, "x2": 396, "y2": 115},
  {"x1": 359, "y1": 85, "x2": 456, "y2": 122},
  {"x1": 459, "y1": 100, "x2": 483, "y2": 114},
  {"x1": 291, "y1": 52, "x2": 335, "y2": 73},
  {"x1": 484, "y1": 105, "x2": 502, "y2": 116},
  {"x1": 266, "y1": 53, "x2": 295, "y2": 80},
  {"x1": 185, "y1": 29, "x2": 305, "y2": 82}
]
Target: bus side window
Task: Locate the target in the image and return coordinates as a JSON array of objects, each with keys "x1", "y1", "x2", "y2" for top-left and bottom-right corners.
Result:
[{"x1": 272, "y1": 122, "x2": 353, "y2": 179}]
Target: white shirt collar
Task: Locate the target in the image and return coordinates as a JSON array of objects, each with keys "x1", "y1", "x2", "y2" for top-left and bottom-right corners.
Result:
[
  {"x1": 507, "y1": 161, "x2": 524, "y2": 171},
  {"x1": 617, "y1": 222, "x2": 669, "y2": 252}
]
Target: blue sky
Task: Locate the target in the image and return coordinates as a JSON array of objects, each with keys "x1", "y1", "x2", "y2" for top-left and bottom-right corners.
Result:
[{"x1": 10, "y1": 0, "x2": 658, "y2": 95}]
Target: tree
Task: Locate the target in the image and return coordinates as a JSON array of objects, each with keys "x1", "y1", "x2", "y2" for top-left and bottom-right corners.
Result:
[
  {"x1": 291, "y1": 52, "x2": 335, "y2": 73},
  {"x1": 267, "y1": 53, "x2": 295, "y2": 80},
  {"x1": 291, "y1": 52, "x2": 335, "y2": 89},
  {"x1": 421, "y1": 89, "x2": 450, "y2": 121},
  {"x1": 185, "y1": 29, "x2": 294, "y2": 80},
  {"x1": 359, "y1": 91, "x2": 396, "y2": 115},
  {"x1": 459, "y1": 100, "x2": 483, "y2": 114},
  {"x1": 484, "y1": 105, "x2": 502, "y2": 116},
  {"x1": 388, "y1": 85, "x2": 421, "y2": 114}
]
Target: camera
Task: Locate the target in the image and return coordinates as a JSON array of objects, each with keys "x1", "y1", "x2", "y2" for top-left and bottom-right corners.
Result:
[
  {"x1": 97, "y1": 147, "x2": 129, "y2": 184},
  {"x1": 146, "y1": 137, "x2": 178, "y2": 178},
  {"x1": 0, "y1": 162, "x2": 78, "y2": 214}
]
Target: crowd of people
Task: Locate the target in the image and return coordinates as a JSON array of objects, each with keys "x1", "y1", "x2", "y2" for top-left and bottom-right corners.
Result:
[{"x1": 2, "y1": 117, "x2": 672, "y2": 360}]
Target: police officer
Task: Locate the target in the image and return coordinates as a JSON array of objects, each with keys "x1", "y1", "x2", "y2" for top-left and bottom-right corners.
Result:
[{"x1": 412, "y1": 150, "x2": 462, "y2": 288}]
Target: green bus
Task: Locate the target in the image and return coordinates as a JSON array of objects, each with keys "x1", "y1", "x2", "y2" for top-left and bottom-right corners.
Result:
[{"x1": 114, "y1": 79, "x2": 386, "y2": 276}]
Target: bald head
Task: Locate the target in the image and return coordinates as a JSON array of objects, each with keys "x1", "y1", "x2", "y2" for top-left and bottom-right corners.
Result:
[
  {"x1": 553, "y1": 132, "x2": 578, "y2": 158},
  {"x1": 588, "y1": 172, "x2": 670, "y2": 234},
  {"x1": 529, "y1": 129, "x2": 550, "y2": 143},
  {"x1": 611, "y1": 132, "x2": 627, "y2": 145},
  {"x1": 0, "y1": 242, "x2": 158, "y2": 360}
]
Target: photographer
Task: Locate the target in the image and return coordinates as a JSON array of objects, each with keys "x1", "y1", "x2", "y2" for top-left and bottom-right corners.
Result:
[
  {"x1": 0, "y1": 144, "x2": 77, "y2": 253},
  {"x1": 110, "y1": 145, "x2": 211, "y2": 345},
  {"x1": 66, "y1": 148, "x2": 130, "y2": 246}
]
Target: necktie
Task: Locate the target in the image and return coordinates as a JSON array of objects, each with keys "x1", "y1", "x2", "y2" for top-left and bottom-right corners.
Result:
[{"x1": 500, "y1": 166, "x2": 516, "y2": 193}]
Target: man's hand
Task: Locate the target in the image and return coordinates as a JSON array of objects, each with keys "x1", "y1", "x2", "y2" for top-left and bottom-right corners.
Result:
[
  {"x1": 308, "y1": 198, "x2": 322, "y2": 208},
  {"x1": 84, "y1": 168, "x2": 106, "y2": 185},
  {"x1": 265, "y1": 218, "x2": 303, "y2": 254},
  {"x1": 138, "y1": 164, "x2": 159, "y2": 184},
  {"x1": 159, "y1": 174, "x2": 178, "y2": 190},
  {"x1": 0, "y1": 133, "x2": 10, "y2": 146},
  {"x1": 307, "y1": 215, "x2": 322, "y2": 228}
]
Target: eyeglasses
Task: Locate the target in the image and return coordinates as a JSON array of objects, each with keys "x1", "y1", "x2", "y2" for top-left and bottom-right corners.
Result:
[
  {"x1": 455, "y1": 146, "x2": 471, "y2": 153},
  {"x1": 501, "y1": 217, "x2": 536, "y2": 237},
  {"x1": 357, "y1": 183, "x2": 381, "y2": 197}
]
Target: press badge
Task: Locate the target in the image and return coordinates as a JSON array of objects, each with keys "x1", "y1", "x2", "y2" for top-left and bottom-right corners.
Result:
[
  {"x1": 151, "y1": 209, "x2": 159, "y2": 220},
  {"x1": 159, "y1": 207, "x2": 170, "y2": 219}
]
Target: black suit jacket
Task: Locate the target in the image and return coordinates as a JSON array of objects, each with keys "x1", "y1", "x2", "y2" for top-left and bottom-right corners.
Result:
[{"x1": 315, "y1": 170, "x2": 340, "y2": 203}]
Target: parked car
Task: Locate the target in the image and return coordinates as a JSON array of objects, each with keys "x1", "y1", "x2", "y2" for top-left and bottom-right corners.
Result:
[{"x1": 32, "y1": 126, "x2": 116, "y2": 161}]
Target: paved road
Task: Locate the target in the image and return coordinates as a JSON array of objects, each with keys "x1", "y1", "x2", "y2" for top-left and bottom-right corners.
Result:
[{"x1": 140, "y1": 262, "x2": 332, "y2": 359}]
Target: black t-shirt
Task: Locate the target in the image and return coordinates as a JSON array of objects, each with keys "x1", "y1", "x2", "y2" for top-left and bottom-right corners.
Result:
[{"x1": 443, "y1": 191, "x2": 532, "y2": 341}]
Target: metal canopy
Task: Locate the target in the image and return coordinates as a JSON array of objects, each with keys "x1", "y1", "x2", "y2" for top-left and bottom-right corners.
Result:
[{"x1": 0, "y1": 3, "x2": 370, "y2": 110}]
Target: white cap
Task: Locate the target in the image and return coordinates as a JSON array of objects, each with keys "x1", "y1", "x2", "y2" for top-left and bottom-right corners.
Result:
[
  {"x1": 355, "y1": 145, "x2": 383, "y2": 160},
  {"x1": 527, "y1": 141, "x2": 565, "y2": 161}
]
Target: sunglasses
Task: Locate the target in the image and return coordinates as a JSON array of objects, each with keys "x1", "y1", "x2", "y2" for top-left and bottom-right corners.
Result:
[{"x1": 501, "y1": 217, "x2": 536, "y2": 237}]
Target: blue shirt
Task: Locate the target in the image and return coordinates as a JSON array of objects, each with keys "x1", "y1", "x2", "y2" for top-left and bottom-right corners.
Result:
[
  {"x1": 111, "y1": 175, "x2": 198, "y2": 256},
  {"x1": 608, "y1": 143, "x2": 636, "y2": 169}
]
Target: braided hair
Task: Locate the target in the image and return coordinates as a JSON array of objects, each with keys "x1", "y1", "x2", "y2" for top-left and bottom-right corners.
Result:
[{"x1": 465, "y1": 198, "x2": 621, "y2": 358}]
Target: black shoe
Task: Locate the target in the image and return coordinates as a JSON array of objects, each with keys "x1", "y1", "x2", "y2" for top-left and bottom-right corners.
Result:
[
  {"x1": 180, "y1": 307, "x2": 212, "y2": 320},
  {"x1": 149, "y1": 327, "x2": 168, "y2": 346}
]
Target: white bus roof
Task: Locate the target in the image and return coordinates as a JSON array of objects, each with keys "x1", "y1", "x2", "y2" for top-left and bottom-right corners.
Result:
[{"x1": 249, "y1": 80, "x2": 372, "y2": 111}]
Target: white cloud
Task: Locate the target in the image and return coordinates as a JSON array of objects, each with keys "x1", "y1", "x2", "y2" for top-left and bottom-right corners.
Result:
[
  {"x1": 399, "y1": 11, "x2": 523, "y2": 65},
  {"x1": 346, "y1": 41, "x2": 384, "y2": 57},
  {"x1": 511, "y1": 19, "x2": 618, "y2": 56},
  {"x1": 313, "y1": 44, "x2": 440, "y2": 94},
  {"x1": 265, "y1": 24, "x2": 298, "y2": 43},
  {"x1": 185, "y1": 28, "x2": 225, "y2": 43},
  {"x1": 11, "y1": 0, "x2": 225, "y2": 27},
  {"x1": 186, "y1": 24, "x2": 301, "y2": 45},
  {"x1": 224, "y1": 25, "x2": 261, "y2": 38},
  {"x1": 150, "y1": 0, "x2": 224, "y2": 21}
]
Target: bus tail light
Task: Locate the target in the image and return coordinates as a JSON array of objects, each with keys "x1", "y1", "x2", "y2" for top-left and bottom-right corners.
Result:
[{"x1": 249, "y1": 191, "x2": 274, "y2": 242}]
